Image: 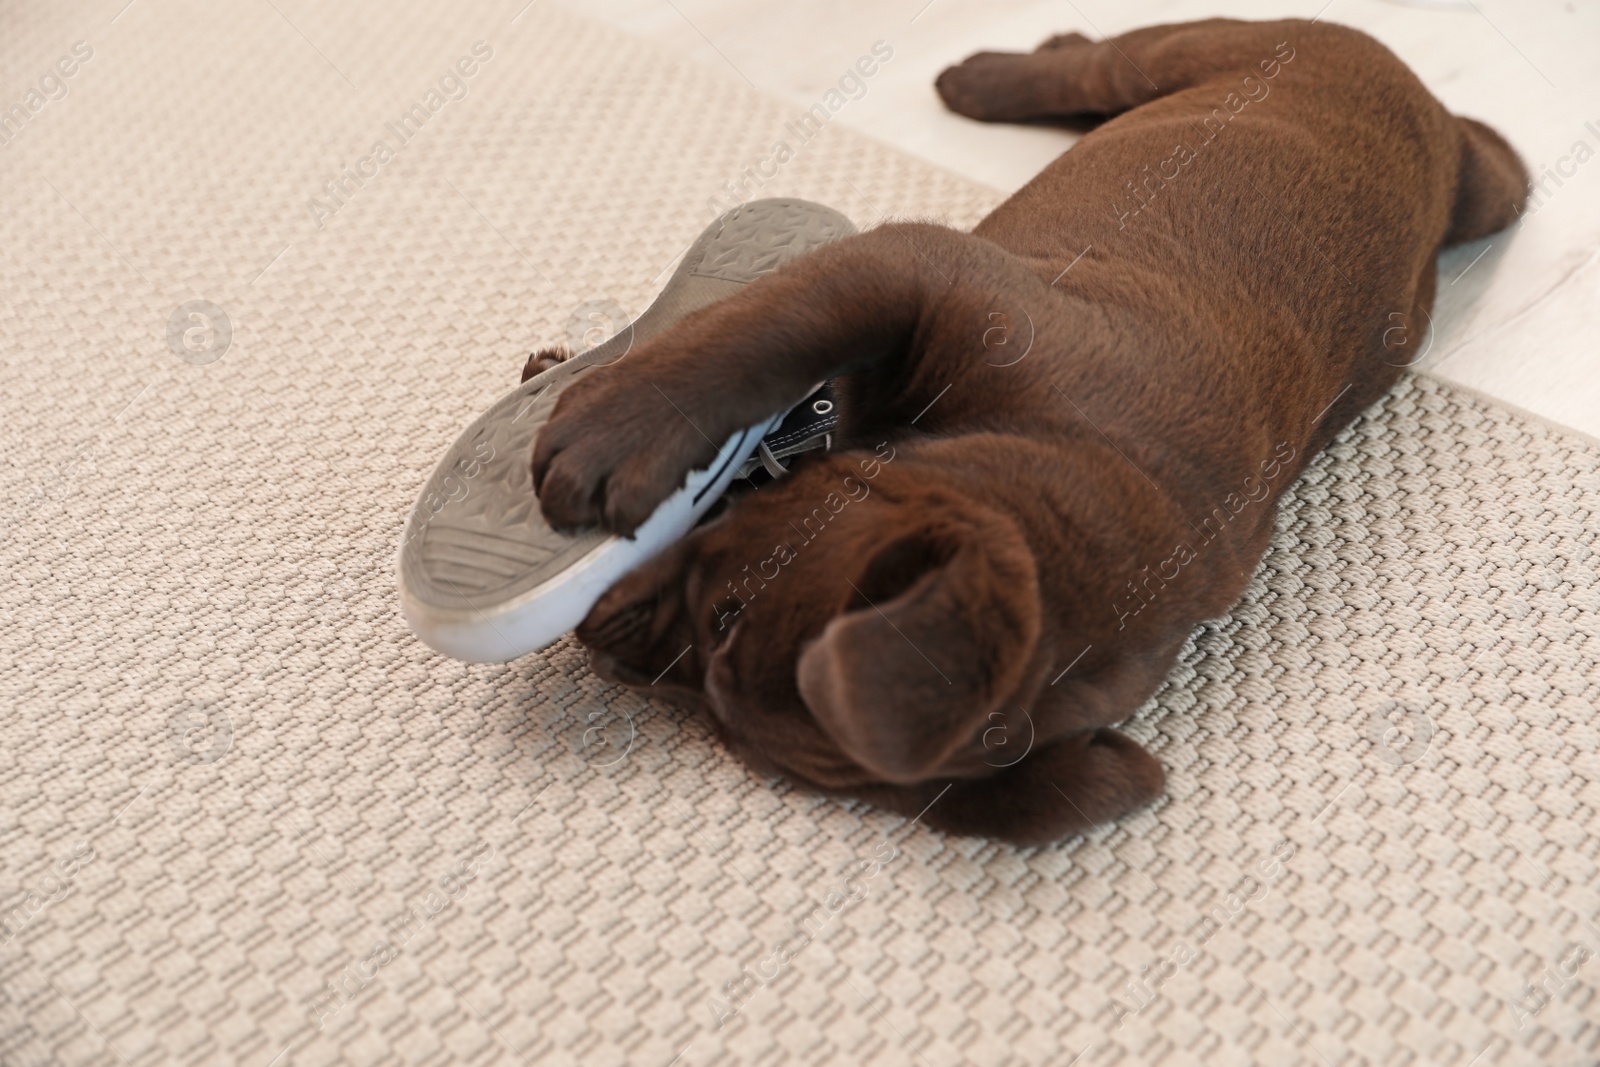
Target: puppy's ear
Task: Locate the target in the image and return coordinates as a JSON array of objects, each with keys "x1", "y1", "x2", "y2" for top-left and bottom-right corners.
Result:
[
  {"x1": 922, "y1": 728, "x2": 1165, "y2": 845},
  {"x1": 796, "y1": 516, "x2": 1041, "y2": 783}
]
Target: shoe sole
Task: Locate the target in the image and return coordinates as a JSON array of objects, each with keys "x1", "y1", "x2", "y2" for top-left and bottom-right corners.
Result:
[{"x1": 398, "y1": 198, "x2": 858, "y2": 662}]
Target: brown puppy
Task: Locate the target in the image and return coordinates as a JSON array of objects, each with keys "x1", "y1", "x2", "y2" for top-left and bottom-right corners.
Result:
[{"x1": 529, "y1": 19, "x2": 1528, "y2": 845}]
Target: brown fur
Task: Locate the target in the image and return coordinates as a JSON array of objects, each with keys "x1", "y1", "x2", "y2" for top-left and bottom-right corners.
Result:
[
  {"x1": 529, "y1": 19, "x2": 1528, "y2": 845},
  {"x1": 522, "y1": 345, "x2": 572, "y2": 381}
]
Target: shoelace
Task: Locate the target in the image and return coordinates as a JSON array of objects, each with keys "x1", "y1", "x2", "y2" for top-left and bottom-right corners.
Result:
[{"x1": 737, "y1": 380, "x2": 839, "y2": 481}]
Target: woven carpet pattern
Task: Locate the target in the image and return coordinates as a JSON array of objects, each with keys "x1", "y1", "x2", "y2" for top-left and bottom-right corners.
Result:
[{"x1": 1, "y1": 2, "x2": 1597, "y2": 1065}]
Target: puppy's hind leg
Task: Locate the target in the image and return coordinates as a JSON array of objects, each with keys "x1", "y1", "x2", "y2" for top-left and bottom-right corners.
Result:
[
  {"x1": 1445, "y1": 117, "x2": 1531, "y2": 247},
  {"x1": 936, "y1": 19, "x2": 1338, "y2": 127},
  {"x1": 1035, "y1": 31, "x2": 1093, "y2": 52},
  {"x1": 935, "y1": 35, "x2": 1154, "y2": 125},
  {"x1": 935, "y1": 19, "x2": 1259, "y2": 124}
]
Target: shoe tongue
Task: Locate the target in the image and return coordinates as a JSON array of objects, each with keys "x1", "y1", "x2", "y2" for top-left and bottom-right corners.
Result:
[
  {"x1": 731, "y1": 380, "x2": 840, "y2": 486},
  {"x1": 763, "y1": 380, "x2": 839, "y2": 455}
]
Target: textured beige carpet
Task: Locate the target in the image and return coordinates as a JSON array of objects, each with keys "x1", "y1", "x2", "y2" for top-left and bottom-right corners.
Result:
[{"x1": 2, "y1": 2, "x2": 1598, "y2": 1066}]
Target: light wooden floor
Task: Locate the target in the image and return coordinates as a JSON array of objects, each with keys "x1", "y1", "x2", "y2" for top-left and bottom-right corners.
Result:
[{"x1": 557, "y1": 0, "x2": 1600, "y2": 440}]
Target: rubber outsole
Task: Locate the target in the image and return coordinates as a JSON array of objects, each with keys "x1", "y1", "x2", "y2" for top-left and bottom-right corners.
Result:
[{"x1": 398, "y1": 198, "x2": 858, "y2": 662}]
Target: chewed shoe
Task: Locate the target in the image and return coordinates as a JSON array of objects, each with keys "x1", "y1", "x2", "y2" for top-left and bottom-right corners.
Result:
[{"x1": 398, "y1": 198, "x2": 857, "y2": 663}]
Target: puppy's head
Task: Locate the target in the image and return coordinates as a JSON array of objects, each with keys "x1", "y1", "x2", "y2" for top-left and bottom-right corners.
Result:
[{"x1": 575, "y1": 451, "x2": 1043, "y2": 792}]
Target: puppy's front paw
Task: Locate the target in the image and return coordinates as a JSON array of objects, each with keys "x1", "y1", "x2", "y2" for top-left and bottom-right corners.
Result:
[{"x1": 530, "y1": 372, "x2": 717, "y2": 536}]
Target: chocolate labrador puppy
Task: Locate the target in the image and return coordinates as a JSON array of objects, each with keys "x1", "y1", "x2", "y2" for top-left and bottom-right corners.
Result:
[{"x1": 529, "y1": 19, "x2": 1528, "y2": 845}]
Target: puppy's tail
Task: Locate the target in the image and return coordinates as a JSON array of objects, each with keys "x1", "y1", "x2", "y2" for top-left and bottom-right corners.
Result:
[{"x1": 1445, "y1": 116, "x2": 1530, "y2": 247}]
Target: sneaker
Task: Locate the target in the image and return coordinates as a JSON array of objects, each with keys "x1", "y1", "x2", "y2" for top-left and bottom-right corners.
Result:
[{"x1": 398, "y1": 198, "x2": 857, "y2": 662}]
